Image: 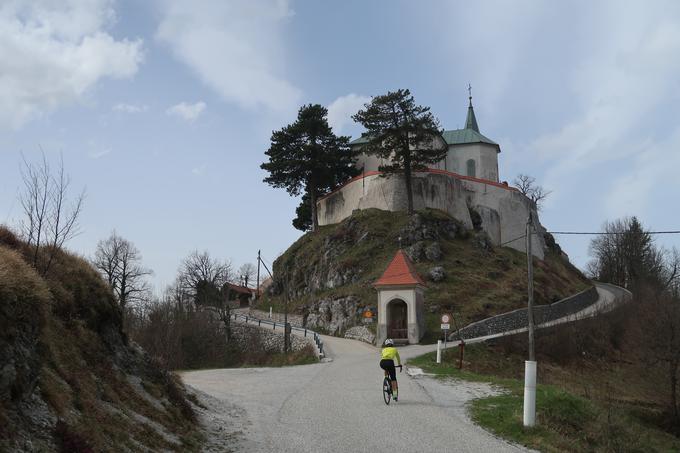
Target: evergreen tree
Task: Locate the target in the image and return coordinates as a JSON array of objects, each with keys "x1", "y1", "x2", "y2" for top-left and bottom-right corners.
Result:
[
  {"x1": 588, "y1": 216, "x2": 660, "y2": 289},
  {"x1": 352, "y1": 89, "x2": 446, "y2": 214},
  {"x1": 292, "y1": 193, "x2": 312, "y2": 232},
  {"x1": 261, "y1": 104, "x2": 356, "y2": 231}
]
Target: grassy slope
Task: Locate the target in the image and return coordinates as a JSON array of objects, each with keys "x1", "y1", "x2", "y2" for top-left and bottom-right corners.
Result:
[
  {"x1": 0, "y1": 229, "x2": 202, "y2": 452},
  {"x1": 261, "y1": 209, "x2": 590, "y2": 340},
  {"x1": 409, "y1": 343, "x2": 680, "y2": 452}
]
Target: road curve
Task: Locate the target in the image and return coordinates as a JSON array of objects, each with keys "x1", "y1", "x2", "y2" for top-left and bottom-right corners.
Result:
[{"x1": 181, "y1": 335, "x2": 529, "y2": 453}]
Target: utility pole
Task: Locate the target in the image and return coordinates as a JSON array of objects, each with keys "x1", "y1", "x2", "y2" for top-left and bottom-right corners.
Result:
[
  {"x1": 256, "y1": 250, "x2": 261, "y2": 303},
  {"x1": 284, "y1": 272, "x2": 290, "y2": 354},
  {"x1": 524, "y1": 212, "x2": 537, "y2": 427}
]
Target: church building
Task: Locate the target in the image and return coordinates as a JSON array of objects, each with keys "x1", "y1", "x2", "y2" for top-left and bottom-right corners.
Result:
[{"x1": 317, "y1": 94, "x2": 547, "y2": 259}]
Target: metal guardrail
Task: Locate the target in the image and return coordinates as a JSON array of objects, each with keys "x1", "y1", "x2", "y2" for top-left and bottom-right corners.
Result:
[{"x1": 231, "y1": 313, "x2": 324, "y2": 357}]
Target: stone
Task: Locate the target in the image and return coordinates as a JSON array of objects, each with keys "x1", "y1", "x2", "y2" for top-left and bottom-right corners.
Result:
[
  {"x1": 472, "y1": 232, "x2": 493, "y2": 252},
  {"x1": 425, "y1": 242, "x2": 443, "y2": 261},
  {"x1": 304, "y1": 296, "x2": 361, "y2": 335},
  {"x1": 343, "y1": 326, "x2": 376, "y2": 344},
  {"x1": 406, "y1": 241, "x2": 426, "y2": 262},
  {"x1": 429, "y1": 266, "x2": 445, "y2": 282}
]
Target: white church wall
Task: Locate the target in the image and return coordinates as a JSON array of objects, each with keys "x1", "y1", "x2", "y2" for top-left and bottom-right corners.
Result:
[{"x1": 448, "y1": 144, "x2": 499, "y2": 182}]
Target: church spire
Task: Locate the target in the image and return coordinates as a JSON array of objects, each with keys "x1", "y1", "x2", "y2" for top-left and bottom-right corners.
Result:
[{"x1": 465, "y1": 83, "x2": 480, "y2": 133}]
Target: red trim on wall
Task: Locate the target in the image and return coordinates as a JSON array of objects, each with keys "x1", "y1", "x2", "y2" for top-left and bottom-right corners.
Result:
[{"x1": 318, "y1": 169, "x2": 518, "y2": 202}]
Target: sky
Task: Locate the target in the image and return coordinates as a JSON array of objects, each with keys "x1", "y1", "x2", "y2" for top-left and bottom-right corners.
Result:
[{"x1": 2, "y1": 0, "x2": 680, "y2": 291}]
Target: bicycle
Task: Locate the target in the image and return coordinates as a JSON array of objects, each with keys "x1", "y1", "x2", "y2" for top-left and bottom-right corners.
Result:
[{"x1": 382, "y1": 364, "x2": 403, "y2": 405}]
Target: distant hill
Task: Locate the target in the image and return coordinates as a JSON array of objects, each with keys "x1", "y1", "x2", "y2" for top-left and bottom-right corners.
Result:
[
  {"x1": 0, "y1": 227, "x2": 201, "y2": 452},
  {"x1": 259, "y1": 208, "x2": 590, "y2": 341}
]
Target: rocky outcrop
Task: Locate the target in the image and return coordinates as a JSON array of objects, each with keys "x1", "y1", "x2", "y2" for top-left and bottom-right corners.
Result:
[
  {"x1": 304, "y1": 296, "x2": 362, "y2": 335},
  {"x1": 429, "y1": 266, "x2": 445, "y2": 282},
  {"x1": 344, "y1": 326, "x2": 376, "y2": 344}
]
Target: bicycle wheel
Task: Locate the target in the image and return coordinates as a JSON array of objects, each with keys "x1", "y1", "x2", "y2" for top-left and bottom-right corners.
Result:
[{"x1": 383, "y1": 377, "x2": 391, "y2": 405}]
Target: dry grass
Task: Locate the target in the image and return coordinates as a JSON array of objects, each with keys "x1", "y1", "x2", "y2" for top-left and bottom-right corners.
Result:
[
  {"x1": 260, "y1": 208, "x2": 590, "y2": 340},
  {"x1": 0, "y1": 228, "x2": 204, "y2": 451}
]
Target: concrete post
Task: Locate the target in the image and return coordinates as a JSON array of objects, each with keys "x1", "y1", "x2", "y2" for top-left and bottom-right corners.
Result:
[
  {"x1": 436, "y1": 340, "x2": 442, "y2": 364},
  {"x1": 523, "y1": 360, "x2": 537, "y2": 427}
]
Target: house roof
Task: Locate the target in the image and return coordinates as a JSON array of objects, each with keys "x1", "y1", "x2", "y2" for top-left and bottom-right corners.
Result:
[
  {"x1": 374, "y1": 250, "x2": 426, "y2": 287},
  {"x1": 349, "y1": 128, "x2": 498, "y2": 147},
  {"x1": 225, "y1": 283, "x2": 256, "y2": 295}
]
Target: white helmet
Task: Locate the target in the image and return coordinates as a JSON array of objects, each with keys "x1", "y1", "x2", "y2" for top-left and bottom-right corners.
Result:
[{"x1": 384, "y1": 339, "x2": 394, "y2": 347}]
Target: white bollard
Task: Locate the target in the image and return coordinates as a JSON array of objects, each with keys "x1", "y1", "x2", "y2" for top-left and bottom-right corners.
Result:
[
  {"x1": 269, "y1": 307, "x2": 272, "y2": 319},
  {"x1": 436, "y1": 340, "x2": 442, "y2": 364},
  {"x1": 523, "y1": 360, "x2": 537, "y2": 427}
]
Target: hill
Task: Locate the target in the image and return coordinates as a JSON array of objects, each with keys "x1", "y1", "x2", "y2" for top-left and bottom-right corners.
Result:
[
  {"x1": 259, "y1": 208, "x2": 590, "y2": 341},
  {"x1": 0, "y1": 227, "x2": 201, "y2": 452}
]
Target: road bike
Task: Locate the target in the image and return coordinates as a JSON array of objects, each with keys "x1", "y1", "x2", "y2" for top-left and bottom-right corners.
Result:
[{"x1": 382, "y1": 364, "x2": 403, "y2": 405}]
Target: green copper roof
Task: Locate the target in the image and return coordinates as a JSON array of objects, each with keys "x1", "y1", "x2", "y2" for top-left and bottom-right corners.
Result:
[
  {"x1": 350, "y1": 128, "x2": 498, "y2": 147},
  {"x1": 465, "y1": 100, "x2": 479, "y2": 132}
]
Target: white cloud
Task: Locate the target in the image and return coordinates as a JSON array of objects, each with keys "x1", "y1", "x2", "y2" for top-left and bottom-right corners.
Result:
[
  {"x1": 156, "y1": 0, "x2": 301, "y2": 114},
  {"x1": 89, "y1": 148, "x2": 111, "y2": 159},
  {"x1": 327, "y1": 94, "x2": 370, "y2": 134},
  {"x1": 191, "y1": 164, "x2": 206, "y2": 176},
  {"x1": 166, "y1": 101, "x2": 206, "y2": 122},
  {"x1": 113, "y1": 102, "x2": 148, "y2": 113},
  {"x1": 0, "y1": 0, "x2": 144, "y2": 128},
  {"x1": 531, "y1": 3, "x2": 680, "y2": 209}
]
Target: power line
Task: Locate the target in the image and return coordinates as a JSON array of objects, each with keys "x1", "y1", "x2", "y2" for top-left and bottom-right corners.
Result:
[{"x1": 548, "y1": 230, "x2": 680, "y2": 235}]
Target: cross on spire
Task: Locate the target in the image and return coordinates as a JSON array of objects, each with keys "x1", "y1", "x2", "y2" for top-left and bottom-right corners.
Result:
[{"x1": 468, "y1": 83, "x2": 473, "y2": 106}]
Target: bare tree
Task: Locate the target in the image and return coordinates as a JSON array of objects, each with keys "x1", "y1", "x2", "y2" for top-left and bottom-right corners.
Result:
[
  {"x1": 93, "y1": 231, "x2": 153, "y2": 322},
  {"x1": 237, "y1": 263, "x2": 257, "y2": 287},
  {"x1": 635, "y1": 250, "x2": 680, "y2": 426},
  {"x1": 178, "y1": 250, "x2": 232, "y2": 296},
  {"x1": 178, "y1": 251, "x2": 234, "y2": 340},
  {"x1": 513, "y1": 174, "x2": 551, "y2": 210},
  {"x1": 19, "y1": 151, "x2": 85, "y2": 274}
]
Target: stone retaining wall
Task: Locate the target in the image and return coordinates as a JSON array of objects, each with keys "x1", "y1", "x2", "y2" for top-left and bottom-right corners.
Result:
[
  {"x1": 231, "y1": 324, "x2": 314, "y2": 354},
  {"x1": 453, "y1": 286, "x2": 599, "y2": 340},
  {"x1": 245, "y1": 308, "x2": 304, "y2": 328}
]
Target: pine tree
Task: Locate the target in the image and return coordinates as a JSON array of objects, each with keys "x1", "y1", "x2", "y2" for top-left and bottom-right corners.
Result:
[
  {"x1": 261, "y1": 104, "x2": 356, "y2": 231},
  {"x1": 352, "y1": 89, "x2": 446, "y2": 214}
]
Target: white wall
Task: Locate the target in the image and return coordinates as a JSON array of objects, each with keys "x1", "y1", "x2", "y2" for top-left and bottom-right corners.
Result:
[{"x1": 356, "y1": 141, "x2": 500, "y2": 183}]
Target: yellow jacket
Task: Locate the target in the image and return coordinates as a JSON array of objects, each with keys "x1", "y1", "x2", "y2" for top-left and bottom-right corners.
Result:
[{"x1": 381, "y1": 346, "x2": 401, "y2": 365}]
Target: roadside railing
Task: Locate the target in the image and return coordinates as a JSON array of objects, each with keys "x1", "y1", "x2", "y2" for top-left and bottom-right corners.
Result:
[{"x1": 231, "y1": 313, "x2": 325, "y2": 357}]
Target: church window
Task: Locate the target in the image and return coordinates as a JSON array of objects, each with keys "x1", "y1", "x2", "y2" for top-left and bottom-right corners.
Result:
[{"x1": 466, "y1": 159, "x2": 476, "y2": 178}]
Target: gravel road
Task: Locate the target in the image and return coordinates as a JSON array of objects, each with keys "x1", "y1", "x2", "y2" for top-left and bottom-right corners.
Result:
[{"x1": 181, "y1": 336, "x2": 529, "y2": 453}]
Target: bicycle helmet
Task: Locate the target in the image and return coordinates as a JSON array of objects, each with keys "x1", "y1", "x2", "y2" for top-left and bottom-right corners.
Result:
[{"x1": 383, "y1": 339, "x2": 394, "y2": 347}]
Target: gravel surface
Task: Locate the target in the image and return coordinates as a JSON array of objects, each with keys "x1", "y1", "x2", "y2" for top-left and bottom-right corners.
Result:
[{"x1": 181, "y1": 337, "x2": 529, "y2": 452}]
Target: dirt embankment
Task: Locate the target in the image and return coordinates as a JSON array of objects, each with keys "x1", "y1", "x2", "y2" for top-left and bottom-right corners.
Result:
[{"x1": 0, "y1": 227, "x2": 204, "y2": 452}]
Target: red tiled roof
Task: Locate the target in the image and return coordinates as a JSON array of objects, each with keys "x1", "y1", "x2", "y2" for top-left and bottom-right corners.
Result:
[
  {"x1": 225, "y1": 283, "x2": 256, "y2": 295},
  {"x1": 374, "y1": 250, "x2": 426, "y2": 287}
]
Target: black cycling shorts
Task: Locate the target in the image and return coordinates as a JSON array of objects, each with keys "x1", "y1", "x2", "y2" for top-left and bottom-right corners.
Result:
[{"x1": 380, "y1": 359, "x2": 396, "y2": 381}]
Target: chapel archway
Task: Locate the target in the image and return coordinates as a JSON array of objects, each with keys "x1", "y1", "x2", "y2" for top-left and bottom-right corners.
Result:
[{"x1": 387, "y1": 299, "x2": 408, "y2": 339}]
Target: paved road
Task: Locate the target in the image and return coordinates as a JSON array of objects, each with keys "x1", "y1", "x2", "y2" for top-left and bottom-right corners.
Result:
[
  {"x1": 182, "y1": 282, "x2": 629, "y2": 452},
  {"x1": 181, "y1": 336, "x2": 528, "y2": 453}
]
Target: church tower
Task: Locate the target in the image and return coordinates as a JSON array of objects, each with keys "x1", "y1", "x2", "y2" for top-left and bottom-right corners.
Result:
[{"x1": 437, "y1": 89, "x2": 500, "y2": 182}]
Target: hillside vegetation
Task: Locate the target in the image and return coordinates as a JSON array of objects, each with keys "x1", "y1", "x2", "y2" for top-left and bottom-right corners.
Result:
[
  {"x1": 0, "y1": 227, "x2": 202, "y2": 452},
  {"x1": 409, "y1": 302, "x2": 680, "y2": 452},
  {"x1": 260, "y1": 208, "x2": 590, "y2": 339}
]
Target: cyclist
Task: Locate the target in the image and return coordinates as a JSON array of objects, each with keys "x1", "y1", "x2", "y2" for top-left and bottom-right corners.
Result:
[{"x1": 380, "y1": 339, "x2": 402, "y2": 401}]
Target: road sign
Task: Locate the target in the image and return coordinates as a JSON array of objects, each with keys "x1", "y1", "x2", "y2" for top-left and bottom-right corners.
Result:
[
  {"x1": 441, "y1": 323, "x2": 450, "y2": 330},
  {"x1": 441, "y1": 314, "x2": 451, "y2": 324},
  {"x1": 363, "y1": 309, "x2": 373, "y2": 318}
]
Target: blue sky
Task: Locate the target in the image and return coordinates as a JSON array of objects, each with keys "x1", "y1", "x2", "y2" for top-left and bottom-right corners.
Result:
[{"x1": 2, "y1": 0, "x2": 680, "y2": 290}]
